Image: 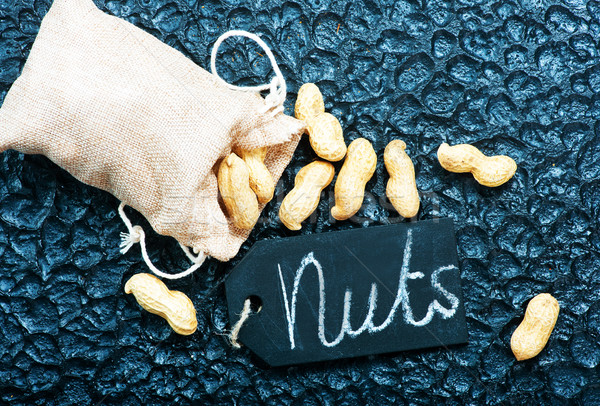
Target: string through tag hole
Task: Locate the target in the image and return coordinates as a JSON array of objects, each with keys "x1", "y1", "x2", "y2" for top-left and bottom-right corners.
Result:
[
  {"x1": 229, "y1": 295, "x2": 263, "y2": 348},
  {"x1": 246, "y1": 295, "x2": 263, "y2": 313}
]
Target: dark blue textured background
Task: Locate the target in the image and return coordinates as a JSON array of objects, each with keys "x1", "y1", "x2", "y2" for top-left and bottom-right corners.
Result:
[{"x1": 1, "y1": 0, "x2": 600, "y2": 404}]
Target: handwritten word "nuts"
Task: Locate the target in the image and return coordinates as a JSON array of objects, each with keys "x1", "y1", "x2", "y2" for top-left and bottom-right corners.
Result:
[
  {"x1": 511, "y1": 293, "x2": 559, "y2": 361},
  {"x1": 331, "y1": 138, "x2": 376, "y2": 221},
  {"x1": 384, "y1": 140, "x2": 420, "y2": 218},
  {"x1": 218, "y1": 153, "x2": 260, "y2": 230},
  {"x1": 279, "y1": 161, "x2": 335, "y2": 230},
  {"x1": 233, "y1": 146, "x2": 275, "y2": 204},
  {"x1": 437, "y1": 143, "x2": 517, "y2": 187},
  {"x1": 278, "y1": 229, "x2": 460, "y2": 349},
  {"x1": 125, "y1": 273, "x2": 197, "y2": 335}
]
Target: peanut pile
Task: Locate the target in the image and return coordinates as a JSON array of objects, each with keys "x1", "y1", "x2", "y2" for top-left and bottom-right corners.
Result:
[
  {"x1": 276, "y1": 82, "x2": 518, "y2": 230},
  {"x1": 206, "y1": 82, "x2": 519, "y2": 233}
]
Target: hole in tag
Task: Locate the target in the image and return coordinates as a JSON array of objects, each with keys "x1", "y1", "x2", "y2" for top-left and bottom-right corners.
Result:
[{"x1": 247, "y1": 295, "x2": 263, "y2": 313}]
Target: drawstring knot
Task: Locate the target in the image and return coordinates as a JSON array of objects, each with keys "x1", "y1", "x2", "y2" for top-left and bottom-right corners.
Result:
[{"x1": 120, "y1": 225, "x2": 143, "y2": 254}]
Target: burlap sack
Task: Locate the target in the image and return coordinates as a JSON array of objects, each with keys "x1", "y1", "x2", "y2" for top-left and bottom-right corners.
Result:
[{"x1": 0, "y1": 0, "x2": 304, "y2": 262}]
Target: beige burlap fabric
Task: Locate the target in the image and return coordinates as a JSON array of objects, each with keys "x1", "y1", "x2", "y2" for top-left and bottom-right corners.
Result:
[{"x1": 0, "y1": 0, "x2": 304, "y2": 261}]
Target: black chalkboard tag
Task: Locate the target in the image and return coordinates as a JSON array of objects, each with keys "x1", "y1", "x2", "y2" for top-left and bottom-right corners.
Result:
[{"x1": 225, "y1": 218, "x2": 468, "y2": 367}]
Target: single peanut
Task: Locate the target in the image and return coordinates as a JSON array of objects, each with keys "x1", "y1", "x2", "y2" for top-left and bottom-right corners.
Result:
[
  {"x1": 295, "y1": 83, "x2": 325, "y2": 121},
  {"x1": 306, "y1": 113, "x2": 347, "y2": 162},
  {"x1": 217, "y1": 153, "x2": 259, "y2": 230},
  {"x1": 437, "y1": 143, "x2": 517, "y2": 187},
  {"x1": 279, "y1": 161, "x2": 335, "y2": 230},
  {"x1": 295, "y1": 83, "x2": 346, "y2": 162},
  {"x1": 511, "y1": 293, "x2": 559, "y2": 361},
  {"x1": 384, "y1": 140, "x2": 420, "y2": 218},
  {"x1": 233, "y1": 146, "x2": 274, "y2": 204},
  {"x1": 331, "y1": 138, "x2": 377, "y2": 221},
  {"x1": 124, "y1": 273, "x2": 197, "y2": 335}
]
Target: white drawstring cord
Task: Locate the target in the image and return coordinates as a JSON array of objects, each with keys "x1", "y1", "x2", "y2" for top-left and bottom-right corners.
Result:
[
  {"x1": 210, "y1": 30, "x2": 287, "y2": 116},
  {"x1": 118, "y1": 202, "x2": 207, "y2": 280}
]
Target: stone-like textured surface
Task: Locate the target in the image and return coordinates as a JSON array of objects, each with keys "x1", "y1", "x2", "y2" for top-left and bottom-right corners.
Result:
[{"x1": 1, "y1": 0, "x2": 600, "y2": 404}]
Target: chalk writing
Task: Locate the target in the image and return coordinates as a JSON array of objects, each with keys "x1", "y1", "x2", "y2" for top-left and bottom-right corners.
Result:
[{"x1": 278, "y1": 229, "x2": 460, "y2": 349}]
